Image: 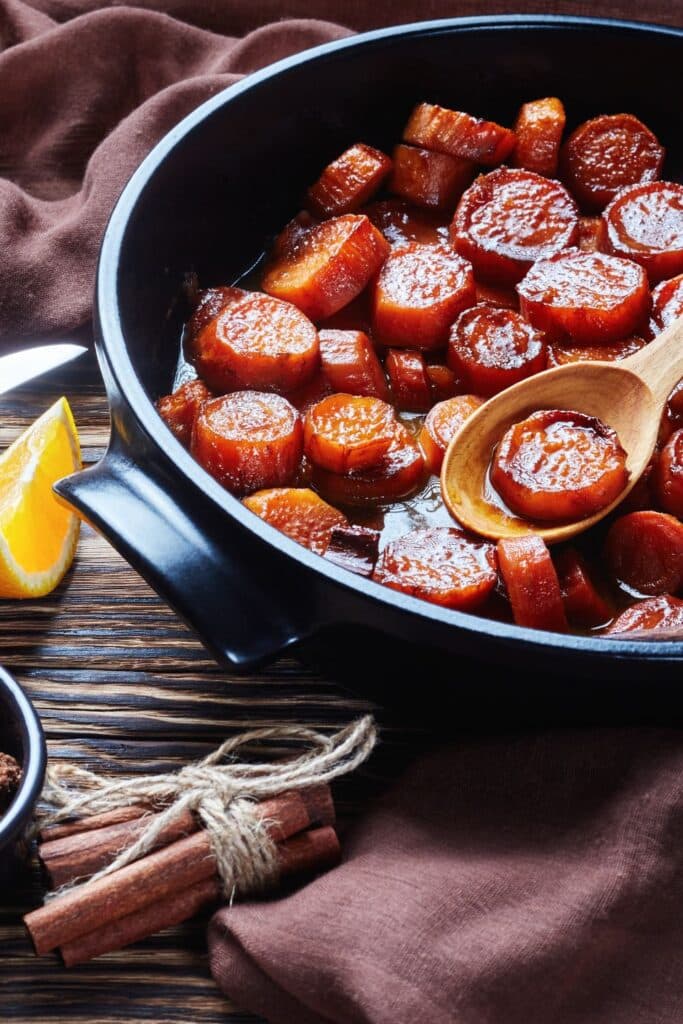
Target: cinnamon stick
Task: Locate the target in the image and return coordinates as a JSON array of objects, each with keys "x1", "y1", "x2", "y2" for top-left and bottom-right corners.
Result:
[
  {"x1": 39, "y1": 806, "x2": 148, "y2": 843},
  {"x1": 59, "y1": 825, "x2": 340, "y2": 967}
]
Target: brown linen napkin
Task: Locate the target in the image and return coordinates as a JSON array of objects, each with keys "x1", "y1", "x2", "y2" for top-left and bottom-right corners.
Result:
[{"x1": 209, "y1": 731, "x2": 683, "y2": 1024}]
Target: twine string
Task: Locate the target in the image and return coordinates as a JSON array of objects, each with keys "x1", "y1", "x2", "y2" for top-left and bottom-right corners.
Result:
[{"x1": 35, "y1": 716, "x2": 377, "y2": 900}]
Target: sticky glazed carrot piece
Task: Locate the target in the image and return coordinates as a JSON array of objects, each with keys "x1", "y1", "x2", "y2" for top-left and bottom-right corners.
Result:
[
  {"x1": 385, "y1": 349, "x2": 432, "y2": 411},
  {"x1": 425, "y1": 364, "x2": 460, "y2": 403},
  {"x1": 491, "y1": 409, "x2": 628, "y2": 523},
  {"x1": 262, "y1": 214, "x2": 390, "y2": 321},
  {"x1": 312, "y1": 421, "x2": 425, "y2": 507},
  {"x1": 553, "y1": 547, "x2": 612, "y2": 628},
  {"x1": 270, "y1": 211, "x2": 318, "y2": 261},
  {"x1": 157, "y1": 379, "x2": 212, "y2": 447},
  {"x1": 303, "y1": 394, "x2": 397, "y2": 474},
  {"x1": 372, "y1": 242, "x2": 475, "y2": 349},
  {"x1": 307, "y1": 143, "x2": 392, "y2": 218},
  {"x1": 517, "y1": 250, "x2": 650, "y2": 344},
  {"x1": 605, "y1": 595, "x2": 683, "y2": 635},
  {"x1": 447, "y1": 306, "x2": 548, "y2": 397},
  {"x1": 373, "y1": 527, "x2": 497, "y2": 610},
  {"x1": 186, "y1": 287, "x2": 239, "y2": 343},
  {"x1": 497, "y1": 536, "x2": 568, "y2": 632},
  {"x1": 403, "y1": 102, "x2": 516, "y2": 166},
  {"x1": 363, "y1": 199, "x2": 450, "y2": 247},
  {"x1": 242, "y1": 487, "x2": 348, "y2": 555},
  {"x1": 512, "y1": 97, "x2": 566, "y2": 177},
  {"x1": 191, "y1": 289, "x2": 320, "y2": 394},
  {"x1": 450, "y1": 168, "x2": 579, "y2": 285},
  {"x1": 547, "y1": 336, "x2": 647, "y2": 367},
  {"x1": 192, "y1": 392, "x2": 303, "y2": 495},
  {"x1": 474, "y1": 280, "x2": 519, "y2": 310},
  {"x1": 653, "y1": 430, "x2": 683, "y2": 518},
  {"x1": 577, "y1": 216, "x2": 607, "y2": 253},
  {"x1": 604, "y1": 181, "x2": 683, "y2": 283},
  {"x1": 605, "y1": 511, "x2": 683, "y2": 596},
  {"x1": 418, "y1": 395, "x2": 483, "y2": 474},
  {"x1": 651, "y1": 274, "x2": 683, "y2": 330},
  {"x1": 388, "y1": 144, "x2": 474, "y2": 211},
  {"x1": 318, "y1": 330, "x2": 389, "y2": 401},
  {"x1": 560, "y1": 114, "x2": 664, "y2": 212}
]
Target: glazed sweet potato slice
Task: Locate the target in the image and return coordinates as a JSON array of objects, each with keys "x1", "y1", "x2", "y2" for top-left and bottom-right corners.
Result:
[
  {"x1": 517, "y1": 250, "x2": 649, "y2": 344},
  {"x1": 318, "y1": 329, "x2": 389, "y2": 401},
  {"x1": 312, "y1": 421, "x2": 425, "y2": 506},
  {"x1": 157, "y1": 379, "x2": 212, "y2": 447},
  {"x1": 307, "y1": 143, "x2": 392, "y2": 218},
  {"x1": 425, "y1": 364, "x2": 460, "y2": 403},
  {"x1": 304, "y1": 394, "x2": 397, "y2": 474},
  {"x1": 652, "y1": 274, "x2": 683, "y2": 331},
  {"x1": 363, "y1": 199, "x2": 450, "y2": 247},
  {"x1": 560, "y1": 113, "x2": 664, "y2": 211},
  {"x1": 418, "y1": 394, "x2": 483, "y2": 474},
  {"x1": 605, "y1": 595, "x2": 683, "y2": 635},
  {"x1": 512, "y1": 97, "x2": 566, "y2": 177},
  {"x1": 324, "y1": 525, "x2": 381, "y2": 577},
  {"x1": 654, "y1": 429, "x2": 683, "y2": 518},
  {"x1": 577, "y1": 216, "x2": 607, "y2": 254},
  {"x1": 243, "y1": 487, "x2": 348, "y2": 555},
  {"x1": 262, "y1": 214, "x2": 390, "y2": 321},
  {"x1": 604, "y1": 181, "x2": 683, "y2": 283},
  {"x1": 547, "y1": 336, "x2": 647, "y2": 367},
  {"x1": 554, "y1": 547, "x2": 612, "y2": 628},
  {"x1": 372, "y1": 242, "x2": 475, "y2": 349},
  {"x1": 491, "y1": 410, "x2": 628, "y2": 523},
  {"x1": 450, "y1": 168, "x2": 578, "y2": 284},
  {"x1": 605, "y1": 511, "x2": 683, "y2": 596},
  {"x1": 403, "y1": 103, "x2": 516, "y2": 166},
  {"x1": 186, "y1": 287, "x2": 238, "y2": 343},
  {"x1": 192, "y1": 391, "x2": 302, "y2": 495},
  {"x1": 447, "y1": 306, "x2": 547, "y2": 397},
  {"x1": 385, "y1": 349, "x2": 431, "y2": 411},
  {"x1": 388, "y1": 144, "x2": 474, "y2": 211},
  {"x1": 191, "y1": 289, "x2": 320, "y2": 394},
  {"x1": 373, "y1": 527, "x2": 497, "y2": 610},
  {"x1": 497, "y1": 535, "x2": 568, "y2": 632}
]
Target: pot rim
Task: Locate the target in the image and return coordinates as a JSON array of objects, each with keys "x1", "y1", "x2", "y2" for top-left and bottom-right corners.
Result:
[
  {"x1": 0, "y1": 668, "x2": 46, "y2": 851},
  {"x1": 95, "y1": 13, "x2": 683, "y2": 662}
]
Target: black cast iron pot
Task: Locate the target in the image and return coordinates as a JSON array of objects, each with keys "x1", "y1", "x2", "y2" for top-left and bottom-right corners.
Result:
[
  {"x1": 0, "y1": 668, "x2": 46, "y2": 877},
  {"x1": 56, "y1": 15, "x2": 683, "y2": 694}
]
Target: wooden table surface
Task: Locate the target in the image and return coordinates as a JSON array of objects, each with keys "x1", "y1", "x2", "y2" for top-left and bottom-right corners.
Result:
[{"x1": 0, "y1": 346, "x2": 427, "y2": 1023}]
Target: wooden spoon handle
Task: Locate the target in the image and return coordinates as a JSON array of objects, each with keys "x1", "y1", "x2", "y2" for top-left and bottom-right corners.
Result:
[{"x1": 623, "y1": 315, "x2": 683, "y2": 406}]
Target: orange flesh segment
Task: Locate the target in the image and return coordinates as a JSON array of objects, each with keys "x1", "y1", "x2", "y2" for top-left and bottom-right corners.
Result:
[
  {"x1": 497, "y1": 535, "x2": 568, "y2": 631},
  {"x1": 512, "y1": 97, "x2": 566, "y2": 177},
  {"x1": 243, "y1": 487, "x2": 348, "y2": 555},
  {"x1": 307, "y1": 143, "x2": 392, "y2": 218},
  {"x1": 303, "y1": 394, "x2": 397, "y2": 474},
  {"x1": 403, "y1": 102, "x2": 516, "y2": 166}
]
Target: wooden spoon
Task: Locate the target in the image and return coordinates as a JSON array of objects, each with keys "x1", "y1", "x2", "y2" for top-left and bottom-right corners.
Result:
[{"x1": 441, "y1": 315, "x2": 683, "y2": 543}]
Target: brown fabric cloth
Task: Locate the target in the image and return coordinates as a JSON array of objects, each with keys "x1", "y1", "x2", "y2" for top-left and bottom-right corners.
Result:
[{"x1": 210, "y1": 731, "x2": 683, "y2": 1024}]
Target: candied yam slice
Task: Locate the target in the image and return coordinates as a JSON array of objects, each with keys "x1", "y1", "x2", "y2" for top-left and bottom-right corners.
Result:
[
  {"x1": 191, "y1": 289, "x2": 319, "y2": 394},
  {"x1": 192, "y1": 391, "x2": 302, "y2": 495},
  {"x1": 547, "y1": 335, "x2": 647, "y2": 367},
  {"x1": 373, "y1": 526, "x2": 497, "y2": 610},
  {"x1": 324, "y1": 525, "x2": 381, "y2": 577},
  {"x1": 652, "y1": 273, "x2": 683, "y2": 331},
  {"x1": 307, "y1": 143, "x2": 392, "y2": 218},
  {"x1": 303, "y1": 394, "x2": 396, "y2": 474},
  {"x1": 403, "y1": 102, "x2": 516, "y2": 166},
  {"x1": 262, "y1": 214, "x2": 390, "y2": 321},
  {"x1": 560, "y1": 113, "x2": 664, "y2": 212},
  {"x1": 318, "y1": 329, "x2": 389, "y2": 401},
  {"x1": 497, "y1": 535, "x2": 568, "y2": 631},
  {"x1": 312, "y1": 421, "x2": 425, "y2": 506},
  {"x1": 654, "y1": 429, "x2": 683, "y2": 518},
  {"x1": 419, "y1": 394, "x2": 483, "y2": 474},
  {"x1": 372, "y1": 242, "x2": 475, "y2": 349},
  {"x1": 517, "y1": 249, "x2": 649, "y2": 344},
  {"x1": 450, "y1": 168, "x2": 579, "y2": 285},
  {"x1": 605, "y1": 595, "x2": 683, "y2": 635},
  {"x1": 512, "y1": 97, "x2": 566, "y2": 177},
  {"x1": 385, "y1": 349, "x2": 431, "y2": 411},
  {"x1": 554, "y1": 547, "x2": 612, "y2": 628},
  {"x1": 363, "y1": 199, "x2": 450, "y2": 248},
  {"x1": 604, "y1": 181, "x2": 683, "y2": 283},
  {"x1": 388, "y1": 144, "x2": 474, "y2": 211},
  {"x1": 447, "y1": 306, "x2": 547, "y2": 397},
  {"x1": 492, "y1": 409, "x2": 628, "y2": 523},
  {"x1": 577, "y1": 216, "x2": 607, "y2": 253},
  {"x1": 426, "y1": 364, "x2": 460, "y2": 403},
  {"x1": 157, "y1": 379, "x2": 212, "y2": 447},
  {"x1": 243, "y1": 487, "x2": 348, "y2": 555},
  {"x1": 605, "y1": 510, "x2": 683, "y2": 596},
  {"x1": 186, "y1": 287, "x2": 239, "y2": 343}
]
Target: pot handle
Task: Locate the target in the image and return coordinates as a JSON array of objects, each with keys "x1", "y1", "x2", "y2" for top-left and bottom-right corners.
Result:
[{"x1": 54, "y1": 440, "x2": 319, "y2": 670}]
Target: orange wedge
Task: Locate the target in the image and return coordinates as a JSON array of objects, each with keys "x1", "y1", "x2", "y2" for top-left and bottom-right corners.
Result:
[{"x1": 0, "y1": 398, "x2": 81, "y2": 598}]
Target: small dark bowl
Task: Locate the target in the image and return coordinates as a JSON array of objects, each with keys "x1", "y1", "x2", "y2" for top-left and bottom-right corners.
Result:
[{"x1": 0, "y1": 668, "x2": 46, "y2": 874}]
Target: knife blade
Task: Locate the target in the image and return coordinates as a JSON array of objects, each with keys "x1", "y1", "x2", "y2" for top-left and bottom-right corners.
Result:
[{"x1": 0, "y1": 344, "x2": 87, "y2": 397}]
